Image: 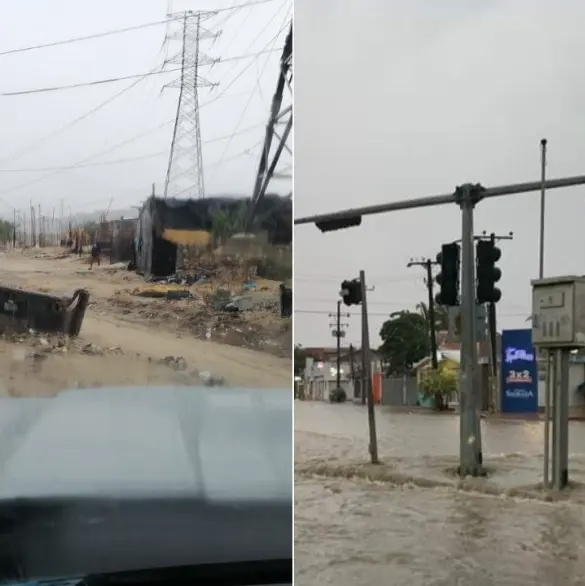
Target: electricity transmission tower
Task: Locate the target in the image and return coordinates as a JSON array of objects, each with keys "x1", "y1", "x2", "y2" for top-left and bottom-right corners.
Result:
[
  {"x1": 163, "y1": 11, "x2": 218, "y2": 200},
  {"x1": 245, "y1": 22, "x2": 292, "y2": 229}
]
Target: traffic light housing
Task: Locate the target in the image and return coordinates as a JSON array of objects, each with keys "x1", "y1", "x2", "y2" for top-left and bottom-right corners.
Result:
[
  {"x1": 340, "y1": 279, "x2": 362, "y2": 306},
  {"x1": 435, "y1": 243, "x2": 460, "y2": 306},
  {"x1": 476, "y1": 239, "x2": 502, "y2": 303}
]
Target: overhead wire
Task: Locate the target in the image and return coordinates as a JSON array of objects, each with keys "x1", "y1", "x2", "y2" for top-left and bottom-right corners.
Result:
[
  {"x1": 206, "y1": 0, "x2": 292, "y2": 183},
  {"x1": 295, "y1": 308, "x2": 530, "y2": 318},
  {"x1": 0, "y1": 19, "x2": 173, "y2": 58},
  {"x1": 0, "y1": 0, "x2": 279, "y2": 58},
  {"x1": 0, "y1": 0, "x2": 285, "y2": 204},
  {"x1": 0, "y1": 67, "x2": 182, "y2": 97},
  {"x1": 0, "y1": 86, "x2": 258, "y2": 201},
  {"x1": 0, "y1": 49, "x2": 281, "y2": 98},
  {"x1": 0, "y1": 63, "x2": 168, "y2": 165},
  {"x1": 207, "y1": 2, "x2": 289, "y2": 98},
  {"x1": 0, "y1": 123, "x2": 264, "y2": 173},
  {"x1": 0, "y1": 120, "x2": 173, "y2": 200}
]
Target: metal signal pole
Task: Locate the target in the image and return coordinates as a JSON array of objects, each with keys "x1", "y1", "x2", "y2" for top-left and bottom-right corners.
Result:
[
  {"x1": 297, "y1": 173, "x2": 585, "y2": 477},
  {"x1": 539, "y1": 139, "x2": 547, "y2": 279},
  {"x1": 360, "y1": 270, "x2": 379, "y2": 464}
]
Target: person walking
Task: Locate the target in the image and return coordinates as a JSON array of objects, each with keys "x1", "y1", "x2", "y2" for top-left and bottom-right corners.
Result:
[{"x1": 89, "y1": 240, "x2": 101, "y2": 270}]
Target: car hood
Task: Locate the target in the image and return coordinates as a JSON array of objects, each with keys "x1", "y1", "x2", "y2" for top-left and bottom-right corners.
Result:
[{"x1": 0, "y1": 385, "x2": 292, "y2": 502}]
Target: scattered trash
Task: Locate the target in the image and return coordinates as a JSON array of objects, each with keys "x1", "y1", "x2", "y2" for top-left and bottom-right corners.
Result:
[
  {"x1": 166, "y1": 290, "x2": 192, "y2": 301},
  {"x1": 132, "y1": 284, "x2": 192, "y2": 299},
  {"x1": 199, "y1": 371, "x2": 225, "y2": 387},
  {"x1": 158, "y1": 355, "x2": 188, "y2": 371}
]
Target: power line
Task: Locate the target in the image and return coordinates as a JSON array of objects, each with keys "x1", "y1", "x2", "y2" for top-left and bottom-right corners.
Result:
[
  {"x1": 216, "y1": 48, "x2": 279, "y2": 64},
  {"x1": 295, "y1": 308, "x2": 529, "y2": 318},
  {"x1": 0, "y1": 86, "x2": 247, "y2": 201},
  {"x1": 202, "y1": 1, "x2": 290, "y2": 109},
  {"x1": 0, "y1": 19, "x2": 172, "y2": 57},
  {"x1": 0, "y1": 64, "x2": 166, "y2": 165},
  {"x1": 0, "y1": 0, "x2": 279, "y2": 58},
  {"x1": 0, "y1": 123, "x2": 264, "y2": 173},
  {"x1": 0, "y1": 68, "x2": 181, "y2": 97},
  {"x1": 207, "y1": 1, "x2": 291, "y2": 183},
  {"x1": 0, "y1": 119, "x2": 172, "y2": 200},
  {"x1": 294, "y1": 274, "x2": 420, "y2": 283},
  {"x1": 169, "y1": 0, "x2": 278, "y2": 17},
  {"x1": 6, "y1": 67, "x2": 181, "y2": 98},
  {"x1": 0, "y1": 48, "x2": 274, "y2": 166},
  {"x1": 0, "y1": 49, "x2": 281, "y2": 97}
]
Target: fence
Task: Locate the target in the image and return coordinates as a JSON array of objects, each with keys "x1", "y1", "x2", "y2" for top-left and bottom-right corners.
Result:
[{"x1": 380, "y1": 376, "x2": 419, "y2": 407}]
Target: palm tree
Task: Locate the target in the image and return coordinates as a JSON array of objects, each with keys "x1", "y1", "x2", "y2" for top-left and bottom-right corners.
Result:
[{"x1": 417, "y1": 301, "x2": 449, "y2": 331}]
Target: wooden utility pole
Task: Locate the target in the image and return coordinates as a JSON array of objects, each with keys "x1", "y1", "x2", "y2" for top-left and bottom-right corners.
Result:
[
  {"x1": 407, "y1": 258, "x2": 439, "y2": 369},
  {"x1": 329, "y1": 300, "x2": 349, "y2": 390}
]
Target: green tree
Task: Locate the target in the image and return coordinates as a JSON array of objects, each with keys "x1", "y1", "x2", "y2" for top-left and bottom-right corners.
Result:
[
  {"x1": 210, "y1": 204, "x2": 248, "y2": 247},
  {"x1": 419, "y1": 362, "x2": 457, "y2": 411},
  {"x1": 0, "y1": 219, "x2": 14, "y2": 242},
  {"x1": 379, "y1": 310, "x2": 430, "y2": 375},
  {"x1": 294, "y1": 344, "x2": 307, "y2": 376}
]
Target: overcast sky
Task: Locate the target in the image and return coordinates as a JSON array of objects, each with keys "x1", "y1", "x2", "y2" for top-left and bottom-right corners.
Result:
[
  {"x1": 294, "y1": 0, "x2": 585, "y2": 348},
  {"x1": 0, "y1": 0, "x2": 291, "y2": 223}
]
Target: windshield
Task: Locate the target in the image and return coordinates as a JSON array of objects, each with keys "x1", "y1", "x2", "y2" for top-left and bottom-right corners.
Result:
[{"x1": 0, "y1": 0, "x2": 292, "y2": 581}]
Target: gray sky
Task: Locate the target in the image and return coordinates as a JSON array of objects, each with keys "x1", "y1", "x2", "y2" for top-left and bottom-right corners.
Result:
[
  {"x1": 0, "y1": 0, "x2": 291, "y2": 221},
  {"x1": 294, "y1": 0, "x2": 585, "y2": 348}
]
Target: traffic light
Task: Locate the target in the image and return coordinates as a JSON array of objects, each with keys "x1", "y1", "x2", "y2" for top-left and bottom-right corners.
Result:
[
  {"x1": 435, "y1": 243, "x2": 460, "y2": 306},
  {"x1": 340, "y1": 279, "x2": 362, "y2": 306},
  {"x1": 476, "y1": 239, "x2": 502, "y2": 303}
]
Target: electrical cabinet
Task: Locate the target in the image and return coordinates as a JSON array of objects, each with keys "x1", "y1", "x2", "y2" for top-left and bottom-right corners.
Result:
[{"x1": 531, "y1": 276, "x2": 585, "y2": 348}]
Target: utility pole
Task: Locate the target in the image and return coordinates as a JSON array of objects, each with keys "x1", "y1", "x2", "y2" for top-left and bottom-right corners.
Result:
[
  {"x1": 349, "y1": 343, "x2": 356, "y2": 387},
  {"x1": 340, "y1": 275, "x2": 379, "y2": 462},
  {"x1": 329, "y1": 300, "x2": 350, "y2": 390},
  {"x1": 360, "y1": 270, "x2": 379, "y2": 464},
  {"x1": 30, "y1": 201, "x2": 35, "y2": 247},
  {"x1": 163, "y1": 10, "x2": 218, "y2": 199},
  {"x1": 407, "y1": 257, "x2": 439, "y2": 369},
  {"x1": 12, "y1": 208, "x2": 16, "y2": 249},
  {"x1": 60, "y1": 199, "x2": 64, "y2": 245},
  {"x1": 539, "y1": 138, "x2": 547, "y2": 279}
]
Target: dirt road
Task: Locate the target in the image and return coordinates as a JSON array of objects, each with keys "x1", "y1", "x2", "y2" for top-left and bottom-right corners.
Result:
[{"x1": 0, "y1": 250, "x2": 291, "y2": 396}]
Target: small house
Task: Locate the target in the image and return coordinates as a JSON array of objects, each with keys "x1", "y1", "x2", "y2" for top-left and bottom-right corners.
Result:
[{"x1": 135, "y1": 194, "x2": 291, "y2": 278}]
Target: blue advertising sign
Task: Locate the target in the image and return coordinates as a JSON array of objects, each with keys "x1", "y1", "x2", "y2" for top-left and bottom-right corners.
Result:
[{"x1": 501, "y1": 329, "x2": 538, "y2": 413}]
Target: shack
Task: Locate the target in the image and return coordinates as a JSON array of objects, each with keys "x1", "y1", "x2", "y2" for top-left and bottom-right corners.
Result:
[
  {"x1": 96, "y1": 218, "x2": 137, "y2": 264},
  {"x1": 111, "y1": 218, "x2": 137, "y2": 264},
  {"x1": 135, "y1": 194, "x2": 291, "y2": 278}
]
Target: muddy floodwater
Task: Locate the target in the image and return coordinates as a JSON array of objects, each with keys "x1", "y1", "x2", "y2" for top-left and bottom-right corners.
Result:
[{"x1": 295, "y1": 401, "x2": 585, "y2": 585}]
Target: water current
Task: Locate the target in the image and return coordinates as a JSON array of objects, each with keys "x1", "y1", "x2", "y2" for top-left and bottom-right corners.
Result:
[{"x1": 294, "y1": 401, "x2": 585, "y2": 585}]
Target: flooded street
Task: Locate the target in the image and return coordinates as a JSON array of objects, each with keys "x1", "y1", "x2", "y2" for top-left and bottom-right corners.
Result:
[{"x1": 295, "y1": 401, "x2": 585, "y2": 585}]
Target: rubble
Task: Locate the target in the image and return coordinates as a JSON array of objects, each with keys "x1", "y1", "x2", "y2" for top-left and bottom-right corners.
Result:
[{"x1": 5, "y1": 246, "x2": 292, "y2": 359}]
